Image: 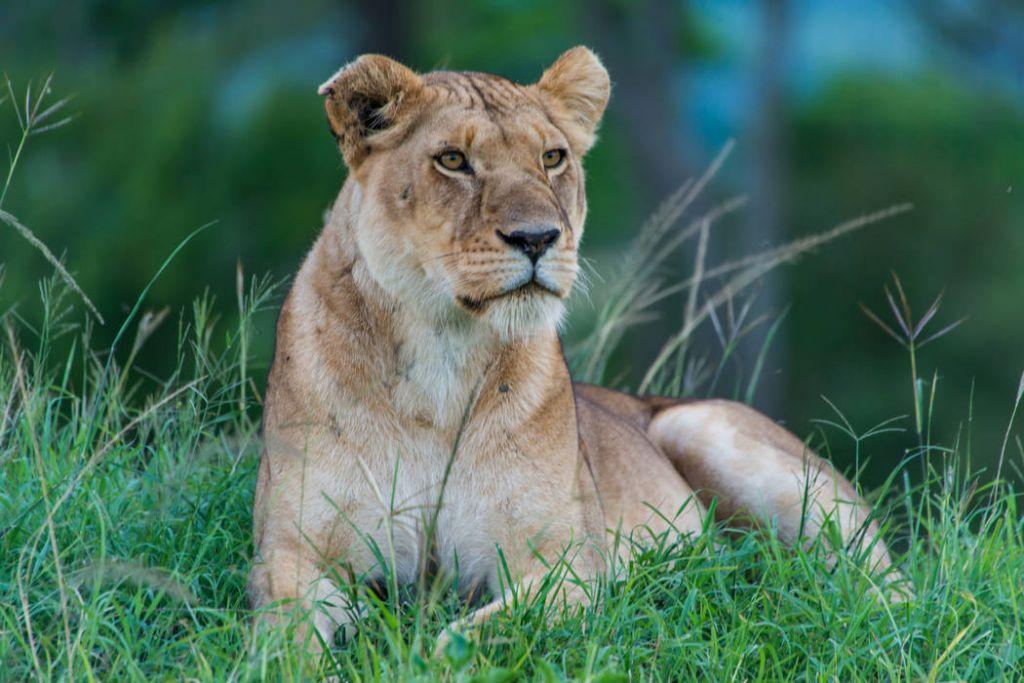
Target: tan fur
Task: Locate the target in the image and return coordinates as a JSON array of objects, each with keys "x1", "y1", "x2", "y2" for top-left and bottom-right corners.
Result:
[{"x1": 249, "y1": 47, "x2": 903, "y2": 654}]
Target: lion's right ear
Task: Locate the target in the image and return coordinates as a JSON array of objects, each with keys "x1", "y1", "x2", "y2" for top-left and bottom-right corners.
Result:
[{"x1": 318, "y1": 55, "x2": 423, "y2": 167}]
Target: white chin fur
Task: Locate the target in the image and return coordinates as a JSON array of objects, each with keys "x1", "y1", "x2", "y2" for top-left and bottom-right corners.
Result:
[{"x1": 483, "y1": 294, "x2": 566, "y2": 341}]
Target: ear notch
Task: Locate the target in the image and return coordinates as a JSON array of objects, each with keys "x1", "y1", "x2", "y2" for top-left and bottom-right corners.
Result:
[
  {"x1": 535, "y1": 46, "x2": 611, "y2": 154},
  {"x1": 318, "y1": 54, "x2": 423, "y2": 167}
]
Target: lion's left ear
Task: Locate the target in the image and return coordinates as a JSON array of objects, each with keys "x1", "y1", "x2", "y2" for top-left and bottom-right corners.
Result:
[{"x1": 535, "y1": 46, "x2": 611, "y2": 154}]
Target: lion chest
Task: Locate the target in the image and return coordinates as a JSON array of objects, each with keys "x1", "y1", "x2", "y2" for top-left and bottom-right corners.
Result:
[{"x1": 321, "y1": 414, "x2": 512, "y2": 592}]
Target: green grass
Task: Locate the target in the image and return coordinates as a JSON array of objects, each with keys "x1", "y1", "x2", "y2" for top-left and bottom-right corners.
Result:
[
  {"x1": 1, "y1": 289, "x2": 1022, "y2": 680},
  {"x1": 2, "y1": 76, "x2": 1023, "y2": 682}
]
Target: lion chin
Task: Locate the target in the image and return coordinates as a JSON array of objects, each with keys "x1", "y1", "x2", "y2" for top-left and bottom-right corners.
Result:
[
  {"x1": 478, "y1": 288, "x2": 566, "y2": 341},
  {"x1": 452, "y1": 271, "x2": 569, "y2": 341}
]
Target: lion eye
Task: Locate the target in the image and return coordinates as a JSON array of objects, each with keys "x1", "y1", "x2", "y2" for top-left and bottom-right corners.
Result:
[
  {"x1": 542, "y1": 148, "x2": 566, "y2": 169},
  {"x1": 435, "y1": 150, "x2": 471, "y2": 173}
]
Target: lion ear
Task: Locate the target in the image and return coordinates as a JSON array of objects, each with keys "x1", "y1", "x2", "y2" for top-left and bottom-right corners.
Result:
[
  {"x1": 535, "y1": 46, "x2": 611, "y2": 154},
  {"x1": 318, "y1": 55, "x2": 423, "y2": 167}
]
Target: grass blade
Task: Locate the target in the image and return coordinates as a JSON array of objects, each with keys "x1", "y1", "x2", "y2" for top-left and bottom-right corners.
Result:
[{"x1": 0, "y1": 208, "x2": 104, "y2": 323}]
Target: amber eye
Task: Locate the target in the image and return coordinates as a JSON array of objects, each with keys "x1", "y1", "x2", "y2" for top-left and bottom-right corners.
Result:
[
  {"x1": 435, "y1": 150, "x2": 471, "y2": 173},
  {"x1": 542, "y1": 148, "x2": 566, "y2": 169}
]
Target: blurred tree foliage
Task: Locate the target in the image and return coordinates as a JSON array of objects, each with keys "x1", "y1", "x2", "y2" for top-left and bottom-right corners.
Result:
[
  {"x1": 1, "y1": 0, "x2": 1021, "y2": 482},
  {"x1": 786, "y1": 75, "x2": 1024, "y2": 486}
]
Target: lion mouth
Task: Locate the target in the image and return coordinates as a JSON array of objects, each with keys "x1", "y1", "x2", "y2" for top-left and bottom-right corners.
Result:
[{"x1": 458, "y1": 278, "x2": 559, "y2": 313}]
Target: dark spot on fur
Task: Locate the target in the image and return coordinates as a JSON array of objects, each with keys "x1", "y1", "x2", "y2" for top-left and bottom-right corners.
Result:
[{"x1": 498, "y1": 383, "x2": 510, "y2": 394}]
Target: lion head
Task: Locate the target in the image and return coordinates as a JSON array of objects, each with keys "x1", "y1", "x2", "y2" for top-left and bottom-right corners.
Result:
[{"x1": 318, "y1": 47, "x2": 610, "y2": 340}]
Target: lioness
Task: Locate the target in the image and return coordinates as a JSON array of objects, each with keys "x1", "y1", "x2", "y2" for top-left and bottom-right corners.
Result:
[{"x1": 249, "y1": 47, "x2": 900, "y2": 653}]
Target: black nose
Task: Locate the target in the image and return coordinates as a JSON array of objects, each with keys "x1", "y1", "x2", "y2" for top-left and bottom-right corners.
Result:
[{"x1": 497, "y1": 225, "x2": 561, "y2": 263}]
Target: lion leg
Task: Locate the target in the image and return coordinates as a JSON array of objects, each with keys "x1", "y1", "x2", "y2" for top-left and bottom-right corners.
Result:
[
  {"x1": 248, "y1": 543, "x2": 364, "y2": 654},
  {"x1": 647, "y1": 399, "x2": 905, "y2": 594},
  {"x1": 433, "y1": 570, "x2": 592, "y2": 659},
  {"x1": 434, "y1": 507, "x2": 605, "y2": 658}
]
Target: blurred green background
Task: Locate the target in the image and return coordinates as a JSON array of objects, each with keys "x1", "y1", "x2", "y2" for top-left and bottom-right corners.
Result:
[{"x1": 2, "y1": 0, "x2": 1022, "y2": 486}]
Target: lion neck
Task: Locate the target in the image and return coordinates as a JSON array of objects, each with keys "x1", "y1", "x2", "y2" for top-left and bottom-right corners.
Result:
[{"x1": 317, "y1": 182, "x2": 565, "y2": 428}]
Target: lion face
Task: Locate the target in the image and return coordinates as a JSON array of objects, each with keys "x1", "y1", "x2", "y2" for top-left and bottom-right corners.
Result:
[{"x1": 319, "y1": 48, "x2": 610, "y2": 339}]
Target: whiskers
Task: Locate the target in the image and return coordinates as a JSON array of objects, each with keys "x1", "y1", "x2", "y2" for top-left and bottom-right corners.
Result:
[
  {"x1": 571, "y1": 255, "x2": 598, "y2": 304},
  {"x1": 420, "y1": 251, "x2": 463, "y2": 265},
  {"x1": 420, "y1": 248, "x2": 509, "y2": 266},
  {"x1": 445, "y1": 266, "x2": 526, "y2": 293},
  {"x1": 539, "y1": 254, "x2": 584, "y2": 299}
]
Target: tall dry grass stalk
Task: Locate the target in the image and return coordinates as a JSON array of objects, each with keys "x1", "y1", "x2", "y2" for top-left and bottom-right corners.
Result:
[
  {"x1": 570, "y1": 141, "x2": 912, "y2": 398},
  {"x1": 1, "y1": 76, "x2": 102, "y2": 324}
]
